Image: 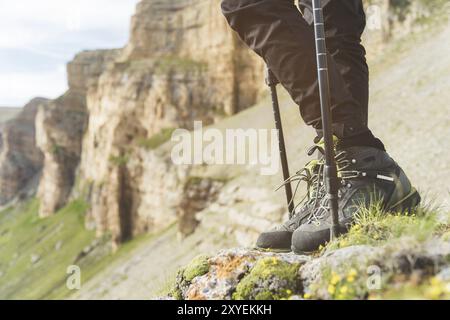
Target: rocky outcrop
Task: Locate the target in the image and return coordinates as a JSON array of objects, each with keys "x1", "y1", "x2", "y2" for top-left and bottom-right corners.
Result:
[
  {"x1": 0, "y1": 98, "x2": 47, "y2": 205},
  {"x1": 168, "y1": 238, "x2": 450, "y2": 300},
  {"x1": 35, "y1": 50, "x2": 119, "y2": 217}
]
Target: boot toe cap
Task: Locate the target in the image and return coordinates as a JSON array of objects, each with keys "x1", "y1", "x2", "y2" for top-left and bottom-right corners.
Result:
[
  {"x1": 256, "y1": 230, "x2": 292, "y2": 251},
  {"x1": 291, "y1": 226, "x2": 331, "y2": 254}
]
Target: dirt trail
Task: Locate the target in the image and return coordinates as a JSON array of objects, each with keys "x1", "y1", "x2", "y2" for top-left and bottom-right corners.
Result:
[{"x1": 73, "y1": 18, "x2": 450, "y2": 299}]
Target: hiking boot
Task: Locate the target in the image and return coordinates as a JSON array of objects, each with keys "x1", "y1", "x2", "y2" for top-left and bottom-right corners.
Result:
[
  {"x1": 256, "y1": 145, "x2": 328, "y2": 251},
  {"x1": 291, "y1": 146, "x2": 421, "y2": 254}
]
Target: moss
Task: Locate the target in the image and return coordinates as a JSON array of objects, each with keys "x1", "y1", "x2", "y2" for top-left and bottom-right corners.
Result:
[
  {"x1": 154, "y1": 56, "x2": 207, "y2": 74},
  {"x1": 137, "y1": 128, "x2": 176, "y2": 150},
  {"x1": 109, "y1": 154, "x2": 129, "y2": 166},
  {"x1": 184, "y1": 176, "x2": 229, "y2": 189},
  {"x1": 50, "y1": 143, "x2": 63, "y2": 156},
  {"x1": 233, "y1": 257, "x2": 301, "y2": 300},
  {"x1": 166, "y1": 254, "x2": 210, "y2": 300},
  {"x1": 183, "y1": 255, "x2": 210, "y2": 282},
  {"x1": 371, "y1": 276, "x2": 450, "y2": 300}
]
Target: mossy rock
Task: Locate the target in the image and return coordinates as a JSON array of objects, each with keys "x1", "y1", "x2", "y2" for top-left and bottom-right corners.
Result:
[
  {"x1": 169, "y1": 255, "x2": 210, "y2": 299},
  {"x1": 183, "y1": 255, "x2": 210, "y2": 282},
  {"x1": 233, "y1": 257, "x2": 301, "y2": 300}
]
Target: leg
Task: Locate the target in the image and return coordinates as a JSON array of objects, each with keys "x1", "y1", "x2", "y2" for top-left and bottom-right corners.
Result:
[
  {"x1": 221, "y1": 0, "x2": 367, "y2": 138},
  {"x1": 299, "y1": 0, "x2": 369, "y2": 125}
]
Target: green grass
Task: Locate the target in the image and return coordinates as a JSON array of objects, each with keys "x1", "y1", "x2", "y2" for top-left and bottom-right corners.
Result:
[
  {"x1": 0, "y1": 199, "x2": 95, "y2": 299},
  {"x1": 109, "y1": 154, "x2": 130, "y2": 166},
  {"x1": 325, "y1": 202, "x2": 443, "y2": 252},
  {"x1": 0, "y1": 198, "x2": 157, "y2": 299},
  {"x1": 304, "y1": 203, "x2": 450, "y2": 300},
  {"x1": 154, "y1": 56, "x2": 207, "y2": 74},
  {"x1": 48, "y1": 230, "x2": 159, "y2": 299},
  {"x1": 137, "y1": 128, "x2": 176, "y2": 150}
]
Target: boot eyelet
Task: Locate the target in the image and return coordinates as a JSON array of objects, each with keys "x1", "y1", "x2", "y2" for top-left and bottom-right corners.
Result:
[
  {"x1": 347, "y1": 183, "x2": 352, "y2": 189},
  {"x1": 352, "y1": 159, "x2": 357, "y2": 164}
]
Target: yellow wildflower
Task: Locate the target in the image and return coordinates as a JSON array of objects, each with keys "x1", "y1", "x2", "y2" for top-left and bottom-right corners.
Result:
[
  {"x1": 348, "y1": 268, "x2": 358, "y2": 277},
  {"x1": 303, "y1": 293, "x2": 312, "y2": 299},
  {"x1": 340, "y1": 285, "x2": 348, "y2": 294},
  {"x1": 427, "y1": 286, "x2": 443, "y2": 300},
  {"x1": 430, "y1": 277, "x2": 440, "y2": 286},
  {"x1": 330, "y1": 273, "x2": 341, "y2": 285},
  {"x1": 328, "y1": 284, "x2": 336, "y2": 295},
  {"x1": 346, "y1": 268, "x2": 357, "y2": 282}
]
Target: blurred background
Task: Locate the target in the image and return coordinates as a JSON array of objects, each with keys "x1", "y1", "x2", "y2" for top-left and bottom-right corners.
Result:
[{"x1": 0, "y1": 0, "x2": 449, "y2": 300}]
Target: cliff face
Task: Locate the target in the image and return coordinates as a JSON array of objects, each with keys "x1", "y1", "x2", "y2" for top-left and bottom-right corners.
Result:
[
  {"x1": 76, "y1": 0, "x2": 264, "y2": 245},
  {"x1": 0, "y1": 98, "x2": 47, "y2": 205},
  {"x1": 35, "y1": 50, "x2": 119, "y2": 217}
]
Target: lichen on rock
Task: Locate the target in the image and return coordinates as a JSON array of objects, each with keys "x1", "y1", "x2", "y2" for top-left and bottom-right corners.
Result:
[{"x1": 233, "y1": 257, "x2": 302, "y2": 300}]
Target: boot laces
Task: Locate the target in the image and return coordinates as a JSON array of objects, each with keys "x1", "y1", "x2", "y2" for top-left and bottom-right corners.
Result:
[
  {"x1": 276, "y1": 145, "x2": 328, "y2": 220},
  {"x1": 306, "y1": 150, "x2": 352, "y2": 224}
]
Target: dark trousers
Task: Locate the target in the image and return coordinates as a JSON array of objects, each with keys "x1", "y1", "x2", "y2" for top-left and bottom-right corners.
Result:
[{"x1": 221, "y1": 0, "x2": 371, "y2": 139}]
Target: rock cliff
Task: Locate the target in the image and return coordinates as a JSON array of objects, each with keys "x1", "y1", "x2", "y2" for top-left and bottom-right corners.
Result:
[
  {"x1": 35, "y1": 50, "x2": 119, "y2": 217},
  {"x1": 76, "y1": 0, "x2": 264, "y2": 245},
  {"x1": 0, "y1": 98, "x2": 47, "y2": 205}
]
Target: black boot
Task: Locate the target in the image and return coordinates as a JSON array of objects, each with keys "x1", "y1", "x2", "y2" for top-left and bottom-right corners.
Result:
[{"x1": 291, "y1": 146, "x2": 421, "y2": 254}]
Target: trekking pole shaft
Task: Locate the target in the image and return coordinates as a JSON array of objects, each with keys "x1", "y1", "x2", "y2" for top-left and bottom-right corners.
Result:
[
  {"x1": 266, "y1": 68, "x2": 295, "y2": 216},
  {"x1": 312, "y1": 0, "x2": 340, "y2": 240}
]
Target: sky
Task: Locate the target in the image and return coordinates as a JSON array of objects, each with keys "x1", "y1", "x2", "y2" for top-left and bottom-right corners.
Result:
[{"x1": 0, "y1": 0, "x2": 140, "y2": 106}]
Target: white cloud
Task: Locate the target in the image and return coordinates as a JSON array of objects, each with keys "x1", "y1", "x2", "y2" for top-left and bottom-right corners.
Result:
[
  {"x1": 0, "y1": 0, "x2": 140, "y2": 49},
  {"x1": 0, "y1": 0, "x2": 140, "y2": 106},
  {"x1": 0, "y1": 68, "x2": 68, "y2": 106}
]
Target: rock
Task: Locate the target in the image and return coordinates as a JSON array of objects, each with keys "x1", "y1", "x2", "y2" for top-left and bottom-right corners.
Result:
[
  {"x1": 0, "y1": 98, "x2": 47, "y2": 205},
  {"x1": 177, "y1": 177, "x2": 223, "y2": 238},
  {"x1": 168, "y1": 235, "x2": 450, "y2": 300},
  {"x1": 174, "y1": 248, "x2": 309, "y2": 300},
  {"x1": 35, "y1": 50, "x2": 119, "y2": 217},
  {"x1": 30, "y1": 254, "x2": 41, "y2": 265},
  {"x1": 55, "y1": 241, "x2": 63, "y2": 251},
  {"x1": 300, "y1": 245, "x2": 384, "y2": 289},
  {"x1": 437, "y1": 267, "x2": 450, "y2": 282}
]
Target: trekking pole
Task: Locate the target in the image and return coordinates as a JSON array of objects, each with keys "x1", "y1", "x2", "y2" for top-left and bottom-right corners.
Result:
[
  {"x1": 312, "y1": 0, "x2": 340, "y2": 240},
  {"x1": 265, "y1": 67, "x2": 295, "y2": 217}
]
